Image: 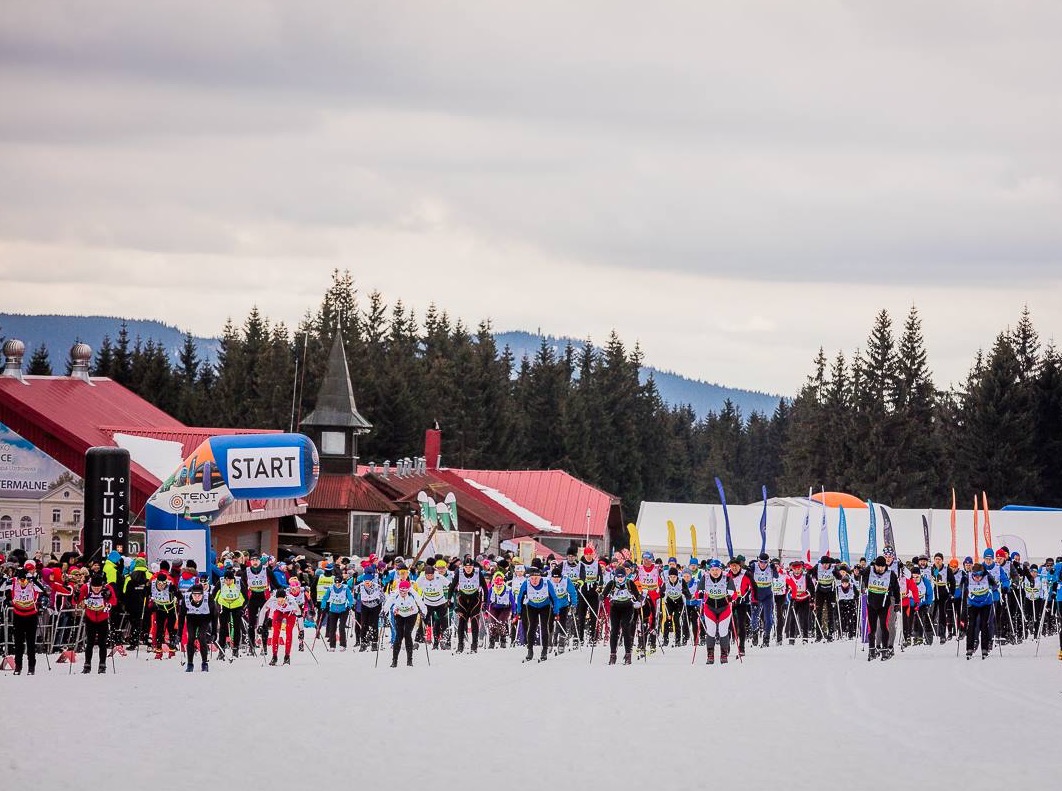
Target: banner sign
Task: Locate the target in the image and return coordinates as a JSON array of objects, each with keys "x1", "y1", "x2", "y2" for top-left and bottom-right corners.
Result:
[
  {"x1": 84, "y1": 448, "x2": 131, "y2": 562},
  {"x1": 146, "y1": 529, "x2": 208, "y2": 570},
  {"x1": 0, "y1": 524, "x2": 45, "y2": 543},
  {"x1": 0, "y1": 420, "x2": 81, "y2": 496},
  {"x1": 145, "y1": 433, "x2": 320, "y2": 562}
]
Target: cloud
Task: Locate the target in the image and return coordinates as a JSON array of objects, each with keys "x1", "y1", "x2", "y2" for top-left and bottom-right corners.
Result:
[{"x1": 0, "y1": 1, "x2": 1060, "y2": 392}]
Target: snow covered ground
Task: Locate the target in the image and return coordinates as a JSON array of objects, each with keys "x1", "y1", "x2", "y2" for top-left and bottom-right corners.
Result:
[{"x1": 2, "y1": 635, "x2": 1058, "y2": 789}]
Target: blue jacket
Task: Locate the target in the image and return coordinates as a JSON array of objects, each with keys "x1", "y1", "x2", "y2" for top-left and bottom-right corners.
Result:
[
  {"x1": 966, "y1": 573, "x2": 997, "y2": 608},
  {"x1": 549, "y1": 577, "x2": 578, "y2": 610},
  {"x1": 322, "y1": 584, "x2": 354, "y2": 613},
  {"x1": 515, "y1": 579, "x2": 561, "y2": 615}
]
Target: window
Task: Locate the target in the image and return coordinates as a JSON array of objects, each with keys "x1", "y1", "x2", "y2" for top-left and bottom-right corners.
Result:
[
  {"x1": 0, "y1": 516, "x2": 10, "y2": 530},
  {"x1": 52, "y1": 508, "x2": 61, "y2": 523},
  {"x1": 73, "y1": 510, "x2": 81, "y2": 525},
  {"x1": 51, "y1": 534, "x2": 61, "y2": 554},
  {"x1": 20, "y1": 516, "x2": 32, "y2": 529},
  {"x1": 321, "y1": 431, "x2": 346, "y2": 455},
  {"x1": 349, "y1": 513, "x2": 382, "y2": 557}
]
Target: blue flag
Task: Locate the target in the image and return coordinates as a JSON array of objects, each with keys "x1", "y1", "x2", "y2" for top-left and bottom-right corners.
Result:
[
  {"x1": 838, "y1": 506, "x2": 850, "y2": 565},
  {"x1": 715, "y1": 477, "x2": 733, "y2": 559},
  {"x1": 864, "y1": 499, "x2": 878, "y2": 561},
  {"x1": 759, "y1": 485, "x2": 768, "y2": 555}
]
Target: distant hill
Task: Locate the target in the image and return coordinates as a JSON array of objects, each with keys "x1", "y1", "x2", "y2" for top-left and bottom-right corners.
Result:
[
  {"x1": 0, "y1": 315, "x2": 782, "y2": 418},
  {"x1": 0, "y1": 313, "x2": 220, "y2": 368},
  {"x1": 495, "y1": 331, "x2": 782, "y2": 418}
]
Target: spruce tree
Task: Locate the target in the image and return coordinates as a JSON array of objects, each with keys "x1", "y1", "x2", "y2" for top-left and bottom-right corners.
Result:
[{"x1": 26, "y1": 343, "x2": 52, "y2": 375}]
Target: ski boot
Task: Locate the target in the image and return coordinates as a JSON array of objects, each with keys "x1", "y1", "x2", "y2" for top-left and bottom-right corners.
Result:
[
  {"x1": 12, "y1": 668, "x2": 21, "y2": 676},
  {"x1": 538, "y1": 653, "x2": 548, "y2": 663},
  {"x1": 622, "y1": 652, "x2": 632, "y2": 665},
  {"x1": 705, "y1": 648, "x2": 715, "y2": 665},
  {"x1": 608, "y1": 654, "x2": 617, "y2": 665},
  {"x1": 299, "y1": 639, "x2": 305, "y2": 652},
  {"x1": 523, "y1": 653, "x2": 535, "y2": 663},
  {"x1": 880, "y1": 649, "x2": 894, "y2": 661},
  {"x1": 788, "y1": 638, "x2": 795, "y2": 646},
  {"x1": 868, "y1": 648, "x2": 878, "y2": 661},
  {"x1": 501, "y1": 637, "x2": 507, "y2": 648},
  {"x1": 390, "y1": 657, "x2": 398, "y2": 668},
  {"x1": 407, "y1": 656, "x2": 414, "y2": 666},
  {"x1": 269, "y1": 655, "x2": 278, "y2": 666},
  {"x1": 471, "y1": 646, "x2": 478, "y2": 654},
  {"x1": 98, "y1": 664, "x2": 106, "y2": 674},
  {"x1": 82, "y1": 664, "x2": 92, "y2": 674},
  {"x1": 720, "y1": 651, "x2": 729, "y2": 665},
  {"x1": 201, "y1": 662, "x2": 209, "y2": 672},
  {"x1": 982, "y1": 650, "x2": 990, "y2": 660},
  {"x1": 762, "y1": 637, "x2": 770, "y2": 649},
  {"x1": 154, "y1": 650, "x2": 163, "y2": 660},
  {"x1": 751, "y1": 633, "x2": 759, "y2": 647},
  {"x1": 283, "y1": 655, "x2": 291, "y2": 665},
  {"x1": 185, "y1": 662, "x2": 194, "y2": 672},
  {"x1": 359, "y1": 643, "x2": 368, "y2": 653},
  {"x1": 966, "y1": 650, "x2": 974, "y2": 660}
]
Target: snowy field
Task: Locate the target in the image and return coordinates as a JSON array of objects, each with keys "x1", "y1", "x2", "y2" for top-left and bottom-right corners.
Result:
[{"x1": 2, "y1": 635, "x2": 1058, "y2": 789}]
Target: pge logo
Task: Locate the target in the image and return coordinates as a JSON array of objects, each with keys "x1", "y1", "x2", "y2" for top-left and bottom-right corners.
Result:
[
  {"x1": 169, "y1": 494, "x2": 185, "y2": 510},
  {"x1": 159, "y1": 539, "x2": 191, "y2": 557}
]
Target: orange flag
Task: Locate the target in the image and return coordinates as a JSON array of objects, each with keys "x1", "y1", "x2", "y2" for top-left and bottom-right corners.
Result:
[{"x1": 973, "y1": 497, "x2": 979, "y2": 560}]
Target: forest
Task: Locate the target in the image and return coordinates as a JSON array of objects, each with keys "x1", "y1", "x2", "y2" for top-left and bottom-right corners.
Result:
[{"x1": 19, "y1": 270, "x2": 1062, "y2": 515}]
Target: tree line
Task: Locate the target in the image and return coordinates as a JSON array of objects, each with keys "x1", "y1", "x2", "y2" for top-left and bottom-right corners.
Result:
[{"x1": 16, "y1": 271, "x2": 1062, "y2": 514}]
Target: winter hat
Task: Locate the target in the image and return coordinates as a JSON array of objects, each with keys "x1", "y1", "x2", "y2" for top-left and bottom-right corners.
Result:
[
  {"x1": 189, "y1": 583, "x2": 204, "y2": 594},
  {"x1": 398, "y1": 579, "x2": 411, "y2": 591},
  {"x1": 963, "y1": 556, "x2": 973, "y2": 565},
  {"x1": 288, "y1": 577, "x2": 301, "y2": 590},
  {"x1": 948, "y1": 559, "x2": 959, "y2": 569},
  {"x1": 708, "y1": 559, "x2": 724, "y2": 570},
  {"x1": 90, "y1": 574, "x2": 105, "y2": 587},
  {"x1": 758, "y1": 552, "x2": 770, "y2": 562},
  {"x1": 983, "y1": 548, "x2": 994, "y2": 560},
  {"x1": 275, "y1": 587, "x2": 288, "y2": 598},
  {"x1": 972, "y1": 563, "x2": 985, "y2": 574},
  {"x1": 873, "y1": 556, "x2": 887, "y2": 567},
  {"x1": 583, "y1": 545, "x2": 595, "y2": 557},
  {"x1": 667, "y1": 568, "x2": 679, "y2": 578},
  {"x1": 223, "y1": 569, "x2": 235, "y2": 580},
  {"x1": 185, "y1": 559, "x2": 197, "y2": 570},
  {"x1": 550, "y1": 567, "x2": 562, "y2": 578},
  {"x1": 668, "y1": 557, "x2": 677, "y2": 564},
  {"x1": 107, "y1": 550, "x2": 120, "y2": 563},
  {"x1": 435, "y1": 559, "x2": 448, "y2": 569},
  {"x1": 934, "y1": 552, "x2": 944, "y2": 560},
  {"x1": 24, "y1": 560, "x2": 36, "y2": 571},
  {"x1": 528, "y1": 567, "x2": 542, "y2": 577},
  {"x1": 728, "y1": 558, "x2": 741, "y2": 567}
]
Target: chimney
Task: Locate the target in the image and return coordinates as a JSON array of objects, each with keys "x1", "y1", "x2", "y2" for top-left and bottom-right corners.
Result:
[
  {"x1": 425, "y1": 427, "x2": 442, "y2": 470},
  {"x1": 382, "y1": 460, "x2": 390, "y2": 479},
  {"x1": 69, "y1": 342, "x2": 94, "y2": 385},
  {"x1": 2, "y1": 339, "x2": 26, "y2": 383}
]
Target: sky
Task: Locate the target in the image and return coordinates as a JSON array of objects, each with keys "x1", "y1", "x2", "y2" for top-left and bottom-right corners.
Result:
[{"x1": 1, "y1": 1, "x2": 1060, "y2": 395}]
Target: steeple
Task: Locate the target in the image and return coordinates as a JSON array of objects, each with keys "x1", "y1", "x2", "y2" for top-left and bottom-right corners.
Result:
[{"x1": 300, "y1": 333, "x2": 372, "y2": 474}]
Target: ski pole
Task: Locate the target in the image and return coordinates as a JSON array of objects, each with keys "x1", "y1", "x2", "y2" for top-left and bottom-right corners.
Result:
[
  {"x1": 691, "y1": 612, "x2": 702, "y2": 665},
  {"x1": 730, "y1": 615, "x2": 743, "y2": 664}
]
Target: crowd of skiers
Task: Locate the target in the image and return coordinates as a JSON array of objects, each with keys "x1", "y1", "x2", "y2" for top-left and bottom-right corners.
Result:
[{"x1": 2, "y1": 541, "x2": 1060, "y2": 675}]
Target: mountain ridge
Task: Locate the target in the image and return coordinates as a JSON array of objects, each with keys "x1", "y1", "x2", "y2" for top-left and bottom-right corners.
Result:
[{"x1": 0, "y1": 314, "x2": 783, "y2": 418}]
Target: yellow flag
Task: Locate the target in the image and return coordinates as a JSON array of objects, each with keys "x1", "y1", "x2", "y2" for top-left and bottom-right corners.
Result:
[
  {"x1": 627, "y1": 523, "x2": 641, "y2": 561},
  {"x1": 690, "y1": 525, "x2": 698, "y2": 560},
  {"x1": 666, "y1": 520, "x2": 677, "y2": 559}
]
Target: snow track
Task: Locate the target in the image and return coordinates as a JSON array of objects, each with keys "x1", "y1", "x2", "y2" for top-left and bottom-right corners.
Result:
[{"x1": 2, "y1": 638, "x2": 1057, "y2": 788}]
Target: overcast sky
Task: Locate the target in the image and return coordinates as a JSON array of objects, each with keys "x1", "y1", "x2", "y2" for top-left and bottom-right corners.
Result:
[{"x1": 1, "y1": 1, "x2": 1060, "y2": 394}]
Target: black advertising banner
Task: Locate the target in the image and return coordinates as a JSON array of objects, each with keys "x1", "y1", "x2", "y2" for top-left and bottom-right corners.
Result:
[{"x1": 83, "y1": 447, "x2": 130, "y2": 561}]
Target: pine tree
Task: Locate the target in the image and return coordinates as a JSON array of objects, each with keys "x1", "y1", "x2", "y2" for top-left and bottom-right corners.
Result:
[
  {"x1": 26, "y1": 343, "x2": 52, "y2": 375},
  {"x1": 92, "y1": 335, "x2": 114, "y2": 377},
  {"x1": 890, "y1": 306, "x2": 940, "y2": 505},
  {"x1": 1034, "y1": 343, "x2": 1062, "y2": 506},
  {"x1": 111, "y1": 321, "x2": 133, "y2": 385}
]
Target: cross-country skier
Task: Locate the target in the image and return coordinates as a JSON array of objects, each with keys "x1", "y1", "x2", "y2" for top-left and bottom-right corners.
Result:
[
  {"x1": 601, "y1": 564, "x2": 640, "y2": 665},
  {"x1": 415, "y1": 562, "x2": 448, "y2": 649},
  {"x1": 930, "y1": 554, "x2": 956, "y2": 641},
  {"x1": 811, "y1": 556, "x2": 838, "y2": 641},
  {"x1": 322, "y1": 575, "x2": 354, "y2": 651},
  {"x1": 450, "y1": 556, "x2": 487, "y2": 654},
  {"x1": 749, "y1": 553, "x2": 777, "y2": 648},
  {"x1": 660, "y1": 567, "x2": 690, "y2": 647},
  {"x1": 784, "y1": 560, "x2": 814, "y2": 644},
  {"x1": 260, "y1": 587, "x2": 301, "y2": 665},
  {"x1": 179, "y1": 583, "x2": 215, "y2": 672},
  {"x1": 2, "y1": 563, "x2": 48, "y2": 675},
  {"x1": 699, "y1": 559, "x2": 736, "y2": 664},
  {"x1": 243, "y1": 555, "x2": 274, "y2": 656},
  {"x1": 634, "y1": 551, "x2": 662, "y2": 656},
  {"x1": 486, "y1": 572, "x2": 513, "y2": 648},
  {"x1": 76, "y1": 573, "x2": 117, "y2": 674},
  {"x1": 835, "y1": 565, "x2": 857, "y2": 639},
  {"x1": 549, "y1": 566, "x2": 577, "y2": 653},
  {"x1": 286, "y1": 576, "x2": 309, "y2": 651},
  {"x1": 214, "y1": 568, "x2": 247, "y2": 660},
  {"x1": 860, "y1": 556, "x2": 900, "y2": 661},
  {"x1": 575, "y1": 545, "x2": 602, "y2": 647},
  {"x1": 355, "y1": 570, "x2": 386, "y2": 652},
  {"x1": 961, "y1": 563, "x2": 998, "y2": 659},
  {"x1": 515, "y1": 566, "x2": 560, "y2": 663},
  {"x1": 728, "y1": 557, "x2": 752, "y2": 656},
  {"x1": 383, "y1": 578, "x2": 427, "y2": 668},
  {"x1": 147, "y1": 572, "x2": 179, "y2": 658}
]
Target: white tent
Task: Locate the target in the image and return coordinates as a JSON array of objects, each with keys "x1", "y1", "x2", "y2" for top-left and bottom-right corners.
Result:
[{"x1": 635, "y1": 500, "x2": 1062, "y2": 563}]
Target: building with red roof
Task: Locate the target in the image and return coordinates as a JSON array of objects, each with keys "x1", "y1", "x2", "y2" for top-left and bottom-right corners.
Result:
[{"x1": 0, "y1": 339, "x2": 306, "y2": 558}]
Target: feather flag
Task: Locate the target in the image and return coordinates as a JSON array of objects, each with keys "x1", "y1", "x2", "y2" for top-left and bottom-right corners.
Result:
[
  {"x1": 758, "y1": 485, "x2": 768, "y2": 556},
  {"x1": 880, "y1": 505, "x2": 895, "y2": 551},
  {"x1": 838, "y1": 506, "x2": 850, "y2": 565},
  {"x1": 417, "y1": 491, "x2": 438, "y2": 530},
  {"x1": 982, "y1": 492, "x2": 993, "y2": 550},
  {"x1": 921, "y1": 514, "x2": 931, "y2": 557},
  {"x1": 973, "y1": 497, "x2": 979, "y2": 559},
  {"x1": 818, "y1": 487, "x2": 830, "y2": 559},
  {"x1": 627, "y1": 523, "x2": 641, "y2": 561},
  {"x1": 715, "y1": 477, "x2": 733, "y2": 560},
  {"x1": 800, "y1": 503, "x2": 811, "y2": 564},
  {"x1": 690, "y1": 525, "x2": 698, "y2": 561},
  {"x1": 666, "y1": 520, "x2": 677, "y2": 560},
  {"x1": 444, "y1": 492, "x2": 458, "y2": 531},
  {"x1": 708, "y1": 508, "x2": 720, "y2": 560},
  {"x1": 864, "y1": 499, "x2": 878, "y2": 561},
  {"x1": 950, "y1": 488, "x2": 957, "y2": 563}
]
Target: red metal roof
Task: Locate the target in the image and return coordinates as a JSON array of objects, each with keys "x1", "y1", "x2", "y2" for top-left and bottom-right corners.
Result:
[
  {"x1": 450, "y1": 469, "x2": 618, "y2": 538},
  {"x1": 306, "y1": 474, "x2": 396, "y2": 513},
  {"x1": 104, "y1": 426, "x2": 281, "y2": 458},
  {"x1": 0, "y1": 376, "x2": 184, "y2": 514}
]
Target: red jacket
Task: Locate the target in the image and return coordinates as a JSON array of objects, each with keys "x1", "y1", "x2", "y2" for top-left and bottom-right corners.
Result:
[
  {"x1": 900, "y1": 577, "x2": 921, "y2": 611},
  {"x1": 77, "y1": 583, "x2": 118, "y2": 624},
  {"x1": 785, "y1": 573, "x2": 813, "y2": 602}
]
